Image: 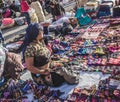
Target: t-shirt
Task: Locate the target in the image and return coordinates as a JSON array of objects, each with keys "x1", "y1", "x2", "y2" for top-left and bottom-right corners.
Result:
[
  {"x1": 25, "y1": 41, "x2": 51, "y2": 67},
  {"x1": 21, "y1": 0, "x2": 29, "y2": 12}
]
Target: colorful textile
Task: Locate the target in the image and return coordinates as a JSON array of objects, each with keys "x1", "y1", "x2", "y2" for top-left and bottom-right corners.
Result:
[{"x1": 21, "y1": 0, "x2": 29, "y2": 12}]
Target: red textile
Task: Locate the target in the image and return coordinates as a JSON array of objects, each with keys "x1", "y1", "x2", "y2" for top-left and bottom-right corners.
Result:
[{"x1": 21, "y1": 0, "x2": 29, "y2": 12}]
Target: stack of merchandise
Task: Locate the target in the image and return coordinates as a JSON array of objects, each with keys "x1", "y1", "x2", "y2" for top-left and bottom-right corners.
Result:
[
  {"x1": 0, "y1": 79, "x2": 64, "y2": 101},
  {"x1": 65, "y1": 73, "x2": 120, "y2": 102},
  {"x1": 1, "y1": 13, "x2": 120, "y2": 101}
]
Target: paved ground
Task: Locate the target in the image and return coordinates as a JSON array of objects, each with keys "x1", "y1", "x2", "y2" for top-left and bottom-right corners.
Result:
[{"x1": 2, "y1": 2, "x2": 76, "y2": 44}]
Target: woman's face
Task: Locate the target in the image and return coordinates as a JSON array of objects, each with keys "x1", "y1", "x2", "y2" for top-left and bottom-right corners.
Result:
[{"x1": 37, "y1": 30, "x2": 43, "y2": 40}]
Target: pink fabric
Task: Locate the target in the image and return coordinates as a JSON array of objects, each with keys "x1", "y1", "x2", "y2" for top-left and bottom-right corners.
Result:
[
  {"x1": 21, "y1": 0, "x2": 29, "y2": 12},
  {"x1": 3, "y1": 9, "x2": 11, "y2": 18},
  {"x1": 2, "y1": 18, "x2": 14, "y2": 26}
]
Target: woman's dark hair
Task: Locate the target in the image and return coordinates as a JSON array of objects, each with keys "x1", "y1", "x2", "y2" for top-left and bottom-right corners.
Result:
[
  {"x1": 49, "y1": 0, "x2": 58, "y2": 5},
  {"x1": 22, "y1": 23, "x2": 43, "y2": 60}
]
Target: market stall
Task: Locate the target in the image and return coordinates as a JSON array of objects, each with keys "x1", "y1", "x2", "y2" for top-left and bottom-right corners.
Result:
[{"x1": 0, "y1": 1, "x2": 120, "y2": 101}]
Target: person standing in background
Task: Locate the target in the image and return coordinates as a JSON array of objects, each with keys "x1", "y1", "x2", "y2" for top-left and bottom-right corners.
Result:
[
  {"x1": 21, "y1": 0, "x2": 31, "y2": 25},
  {"x1": 39, "y1": 0, "x2": 46, "y2": 15},
  {"x1": 49, "y1": 0, "x2": 65, "y2": 22},
  {"x1": 30, "y1": 0, "x2": 46, "y2": 22}
]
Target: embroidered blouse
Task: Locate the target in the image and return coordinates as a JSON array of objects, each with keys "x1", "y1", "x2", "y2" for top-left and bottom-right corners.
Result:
[{"x1": 25, "y1": 40, "x2": 51, "y2": 67}]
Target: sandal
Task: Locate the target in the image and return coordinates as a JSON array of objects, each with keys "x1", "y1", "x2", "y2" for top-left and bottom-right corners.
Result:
[
  {"x1": 88, "y1": 58, "x2": 94, "y2": 65},
  {"x1": 107, "y1": 58, "x2": 115, "y2": 65},
  {"x1": 101, "y1": 58, "x2": 107, "y2": 65},
  {"x1": 96, "y1": 58, "x2": 102, "y2": 65},
  {"x1": 67, "y1": 94, "x2": 78, "y2": 101}
]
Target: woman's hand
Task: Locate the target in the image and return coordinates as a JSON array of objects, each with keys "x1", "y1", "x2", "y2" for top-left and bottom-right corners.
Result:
[{"x1": 43, "y1": 68, "x2": 51, "y2": 75}]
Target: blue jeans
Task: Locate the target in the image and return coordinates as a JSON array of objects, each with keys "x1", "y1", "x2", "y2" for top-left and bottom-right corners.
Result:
[{"x1": 22, "y1": 12, "x2": 31, "y2": 25}]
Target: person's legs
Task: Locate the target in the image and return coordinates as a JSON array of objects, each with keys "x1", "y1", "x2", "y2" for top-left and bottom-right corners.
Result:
[{"x1": 23, "y1": 12, "x2": 31, "y2": 25}]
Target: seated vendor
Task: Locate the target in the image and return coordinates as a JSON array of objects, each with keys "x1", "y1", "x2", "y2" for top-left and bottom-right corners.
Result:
[
  {"x1": 69, "y1": 17, "x2": 79, "y2": 29},
  {"x1": 23, "y1": 23, "x2": 65, "y2": 87}
]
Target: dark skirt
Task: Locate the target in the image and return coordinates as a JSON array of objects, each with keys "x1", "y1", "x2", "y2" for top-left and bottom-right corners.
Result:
[{"x1": 31, "y1": 72, "x2": 65, "y2": 87}]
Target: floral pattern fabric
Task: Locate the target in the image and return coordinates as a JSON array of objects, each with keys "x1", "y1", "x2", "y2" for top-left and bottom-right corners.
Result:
[{"x1": 25, "y1": 41, "x2": 51, "y2": 65}]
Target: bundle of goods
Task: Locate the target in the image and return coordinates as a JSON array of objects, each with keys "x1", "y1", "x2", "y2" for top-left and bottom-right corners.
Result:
[
  {"x1": 84, "y1": 1, "x2": 99, "y2": 18},
  {"x1": 6, "y1": 41, "x2": 23, "y2": 52},
  {"x1": 1, "y1": 18, "x2": 15, "y2": 29},
  {"x1": 82, "y1": 23, "x2": 109, "y2": 39},
  {"x1": 97, "y1": 1, "x2": 113, "y2": 18},
  {"x1": 5, "y1": 34, "x2": 24, "y2": 53},
  {"x1": 75, "y1": 7, "x2": 92, "y2": 26}
]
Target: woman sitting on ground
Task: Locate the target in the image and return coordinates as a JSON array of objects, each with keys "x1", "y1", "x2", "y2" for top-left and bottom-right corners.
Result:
[{"x1": 22, "y1": 23, "x2": 65, "y2": 87}]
